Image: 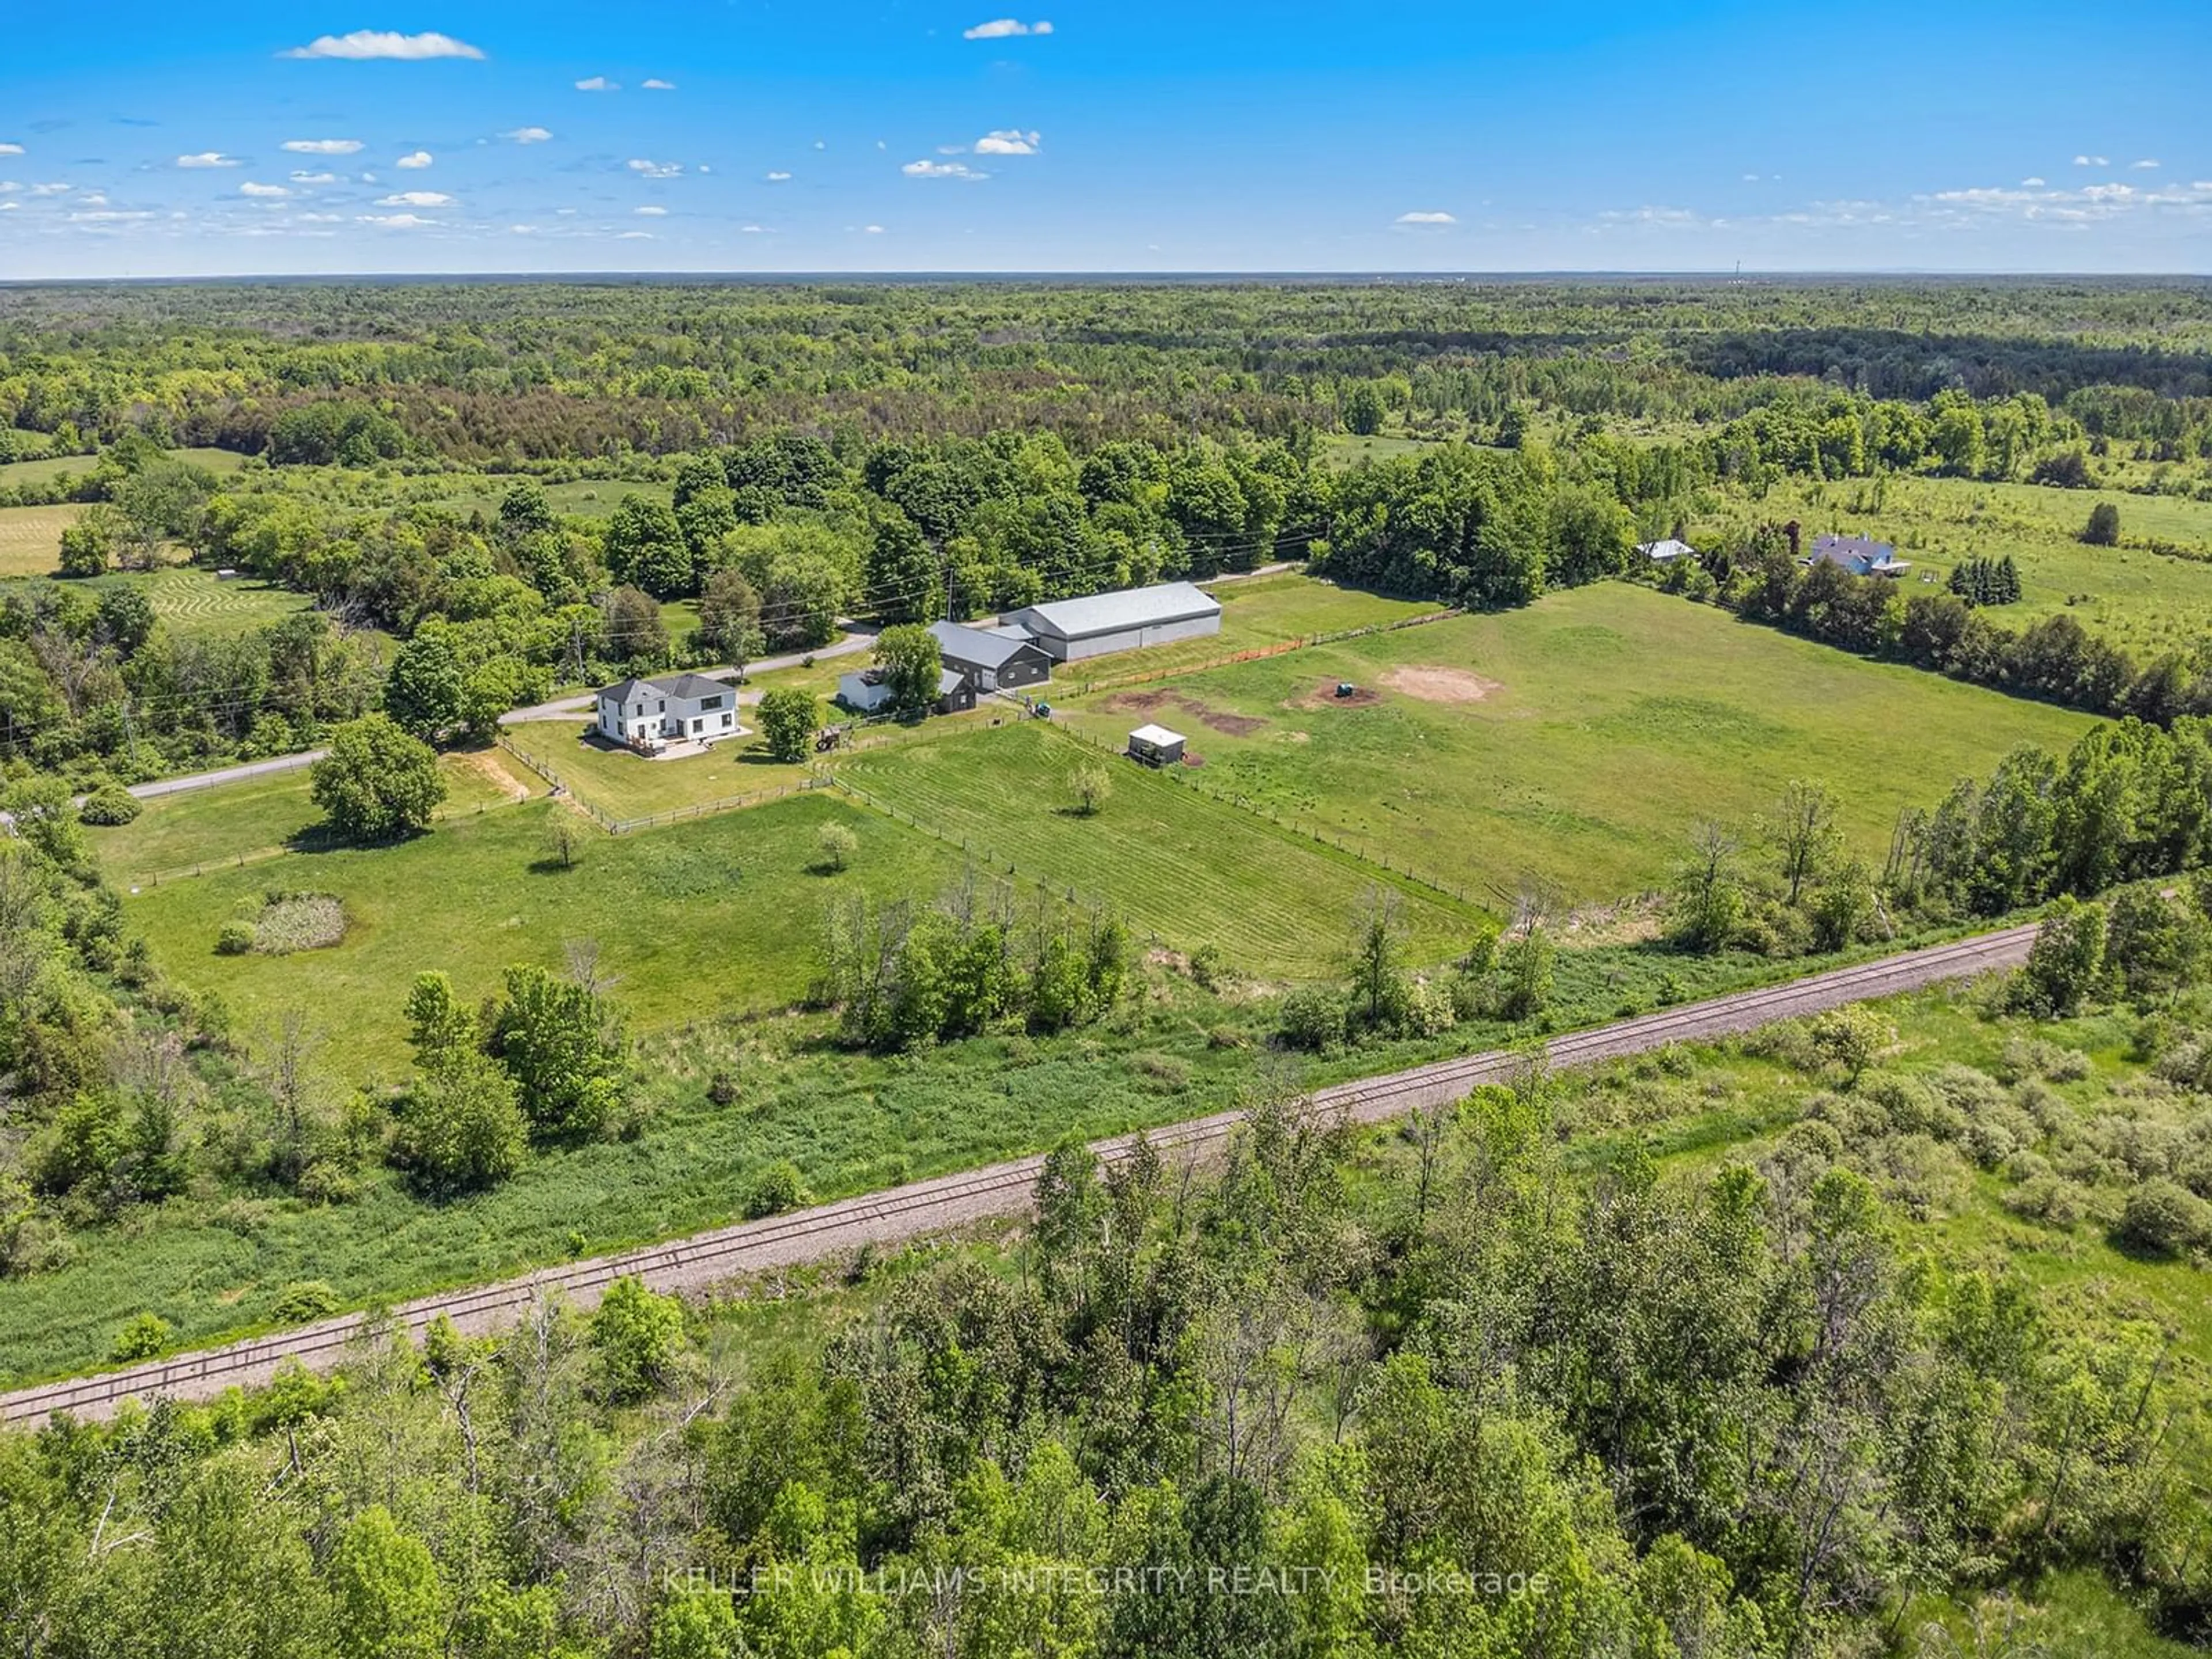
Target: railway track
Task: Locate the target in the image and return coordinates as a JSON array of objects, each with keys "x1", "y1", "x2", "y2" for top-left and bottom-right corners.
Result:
[{"x1": 0, "y1": 921, "x2": 2040, "y2": 1427}]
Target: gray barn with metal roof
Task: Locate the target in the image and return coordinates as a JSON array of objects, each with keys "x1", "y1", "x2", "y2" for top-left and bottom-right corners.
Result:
[
  {"x1": 926, "y1": 620, "x2": 1054, "y2": 691},
  {"x1": 1005, "y1": 581, "x2": 1222, "y2": 663}
]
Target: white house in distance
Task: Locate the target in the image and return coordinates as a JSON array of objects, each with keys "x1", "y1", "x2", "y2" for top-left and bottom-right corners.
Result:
[
  {"x1": 1806, "y1": 532, "x2": 1912, "y2": 579},
  {"x1": 1007, "y1": 581, "x2": 1222, "y2": 662},
  {"x1": 1637, "y1": 537, "x2": 1697, "y2": 564},
  {"x1": 594, "y1": 673, "x2": 741, "y2": 747}
]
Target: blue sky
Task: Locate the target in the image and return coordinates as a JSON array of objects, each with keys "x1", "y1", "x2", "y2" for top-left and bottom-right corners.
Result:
[{"x1": 1, "y1": 1, "x2": 2206, "y2": 277}]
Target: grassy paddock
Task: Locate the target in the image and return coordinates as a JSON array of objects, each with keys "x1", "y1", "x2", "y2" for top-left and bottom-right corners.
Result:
[
  {"x1": 119, "y1": 791, "x2": 965, "y2": 1080},
  {"x1": 1056, "y1": 581, "x2": 2096, "y2": 906},
  {"x1": 1054, "y1": 571, "x2": 1442, "y2": 690},
  {"x1": 501, "y1": 718, "x2": 821, "y2": 821},
  {"x1": 839, "y1": 718, "x2": 1484, "y2": 975},
  {"x1": 92, "y1": 752, "x2": 537, "y2": 888}
]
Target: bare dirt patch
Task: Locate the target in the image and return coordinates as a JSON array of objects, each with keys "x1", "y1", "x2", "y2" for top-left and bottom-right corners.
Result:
[
  {"x1": 1381, "y1": 665, "x2": 1502, "y2": 704},
  {"x1": 1099, "y1": 688, "x2": 1267, "y2": 738},
  {"x1": 460, "y1": 748, "x2": 533, "y2": 802},
  {"x1": 1290, "y1": 677, "x2": 1383, "y2": 710}
]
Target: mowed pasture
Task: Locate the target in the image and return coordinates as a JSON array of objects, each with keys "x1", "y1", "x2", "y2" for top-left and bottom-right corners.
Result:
[
  {"x1": 90, "y1": 751, "x2": 533, "y2": 888},
  {"x1": 1700, "y1": 473, "x2": 2212, "y2": 662},
  {"x1": 502, "y1": 717, "x2": 820, "y2": 821},
  {"x1": 1055, "y1": 571, "x2": 1444, "y2": 690},
  {"x1": 0, "y1": 505, "x2": 81, "y2": 577},
  {"x1": 1055, "y1": 582, "x2": 2098, "y2": 907},
  {"x1": 119, "y1": 792, "x2": 964, "y2": 1080},
  {"x1": 838, "y1": 719, "x2": 1484, "y2": 974}
]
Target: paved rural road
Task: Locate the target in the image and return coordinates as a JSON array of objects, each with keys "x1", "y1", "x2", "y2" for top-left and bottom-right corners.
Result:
[
  {"x1": 119, "y1": 750, "x2": 328, "y2": 803},
  {"x1": 0, "y1": 921, "x2": 2041, "y2": 1426},
  {"x1": 499, "y1": 631, "x2": 878, "y2": 726}
]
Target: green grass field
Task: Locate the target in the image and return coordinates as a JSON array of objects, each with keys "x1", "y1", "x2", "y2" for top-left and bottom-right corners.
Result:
[
  {"x1": 0, "y1": 505, "x2": 82, "y2": 578},
  {"x1": 0, "y1": 446, "x2": 249, "y2": 491},
  {"x1": 1052, "y1": 571, "x2": 1442, "y2": 691},
  {"x1": 502, "y1": 717, "x2": 823, "y2": 821},
  {"x1": 839, "y1": 719, "x2": 1484, "y2": 974},
  {"x1": 1700, "y1": 474, "x2": 2212, "y2": 661},
  {"x1": 421, "y1": 475, "x2": 673, "y2": 521},
  {"x1": 118, "y1": 790, "x2": 965, "y2": 1080},
  {"x1": 93, "y1": 752, "x2": 535, "y2": 888},
  {"x1": 1055, "y1": 582, "x2": 2097, "y2": 907}
]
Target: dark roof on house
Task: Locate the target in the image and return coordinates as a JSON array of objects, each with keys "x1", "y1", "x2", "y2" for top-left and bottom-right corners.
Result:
[
  {"x1": 928, "y1": 619, "x2": 1046, "y2": 670},
  {"x1": 596, "y1": 673, "x2": 732, "y2": 703},
  {"x1": 1017, "y1": 581, "x2": 1221, "y2": 641}
]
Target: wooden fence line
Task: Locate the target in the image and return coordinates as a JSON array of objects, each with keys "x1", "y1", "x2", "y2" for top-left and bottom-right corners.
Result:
[
  {"x1": 1066, "y1": 607, "x2": 1461, "y2": 698},
  {"x1": 1037, "y1": 719, "x2": 1483, "y2": 915}
]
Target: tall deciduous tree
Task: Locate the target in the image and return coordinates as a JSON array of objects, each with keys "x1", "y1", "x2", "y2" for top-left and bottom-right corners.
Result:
[{"x1": 310, "y1": 714, "x2": 446, "y2": 842}]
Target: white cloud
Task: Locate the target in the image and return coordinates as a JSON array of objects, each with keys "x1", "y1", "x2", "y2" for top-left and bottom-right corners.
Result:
[
  {"x1": 376, "y1": 190, "x2": 452, "y2": 207},
  {"x1": 240, "y1": 181, "x2": 290, "y2": 198},
  {"x1": 642, "y1": 78, "x2": 676, "y2": 91},
  {"x1": 396, "y1": 151, "x2": 434, "y2": 169},
  {"x1": 175, "y1": 152, "x2": 240, "y2": 168},
  {"x1": 1, "y1": 204, "x2": 18, "y2": 212},
  {"x1": 78, "y1": 192, "x2": 109, "y2": 207},
  {"x1": 2021, "y1": 176, "x2": 2046, "y2": 187},
  {"x1": 963, "y1": 17, "x2": 1052, "y2": 36},
  {"x1": 357, "y1": 212, "x2": 435, "y2": 227},
  {"x1": 634, "y1": 204, "x2": 667, "y2": 215},
  {"x1": 290, "y1": 170, "x2": 341, "y2": 184},
  {"x1": 298, "y1": 212, "x2": 344, "y2": 222},
  {"x1": 2133, "y1": 158, "x2": 2161, "y2": 169},
  {"x1": 2073, "y1": 154, "x2": 2109, "y2": 167},
  {"x1": 764, "y1": 170, "x2": 791, "y2": 181},
  {"x1": 903, "y1": 159, "x2": 987, "y2": 180},
  {"x1": 30, "y1": 183, "x2": 71, "y2": 196},
  {"x1": 575, "y1": 76, "x2": 618, "y2": 92},
  {"x1": 972, "y1": 128, "x2": 1041, "y2": 156},
  {"x1": 282, "y1": 138, "x2": 362, "y2": 156},
  {"x1": 1395, "y1": 210, "x2": 1456, "y2": 225},
  {"x1": 69, "y1": 209, "x2": 156, "y2": 222},
  {"x1": 863, "y1": 224, "x2": 885, "y2": 234},
  {"x1": 740, "y1": 224, "x2": 768, "y2": 233},
  {"x1": 0, "y1": 144, "x2": 24, "y2": 157},
  {"x1": 503, "y1": 127, "x2": 553, "y2": 144},
  {"x1": 283, "y1": 31, "x2": 484, "y2": 60},
  {"x1": 508, "y1": 224, "x2": 537, "y2": 233},
  {"x1": 616, "y1": 230, "x2": 653, "y2": 239},
  {"x1": 626, "y1": 158, "x2": 683, "y2": 179}
]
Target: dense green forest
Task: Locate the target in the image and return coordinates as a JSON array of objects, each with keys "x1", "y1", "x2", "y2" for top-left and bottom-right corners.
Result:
[{"x1": 6, "y1": 279, "x2": 2212, "y2": 779}]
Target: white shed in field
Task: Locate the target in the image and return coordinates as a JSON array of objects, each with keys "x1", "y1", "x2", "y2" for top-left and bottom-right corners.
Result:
[
  {"x1": 1008, "y1": 581, "x2": 1222, "y2": 663},
  {"x1": 1127, "y1": 724, "x2": 1187, "y2": 767}
]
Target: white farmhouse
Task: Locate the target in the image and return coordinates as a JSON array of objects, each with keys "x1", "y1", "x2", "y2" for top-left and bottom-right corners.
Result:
[{"x1": 594, "y1": 673, "x2": 741, "y2": 747}]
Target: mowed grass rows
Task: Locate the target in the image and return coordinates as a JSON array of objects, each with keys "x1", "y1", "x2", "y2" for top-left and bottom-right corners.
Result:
[
  {"x1": 839, "y1": 719, "x2": 1484, "y2": 974},
  {"x1": 1056, "y1": 583, "x2": 2098, "y2": 906}
]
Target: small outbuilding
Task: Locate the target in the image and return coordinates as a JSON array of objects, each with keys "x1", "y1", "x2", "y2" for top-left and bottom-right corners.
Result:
[
  {"x1": 835, "y1": 666, "x2": 975, "y2": 717},
  {"x1": 1637, "y1": 537, "x2": 1697, "y2": 564},
  {"x1": 1127, "y1": 724, "x2": 1187, "y2": 767},
  {"x1": 1009, "y1": 581, "x2": 1222, "y2": 663},
  {"x1": 927, "y1": 620, "x2": 1054, "y2": 691}
]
